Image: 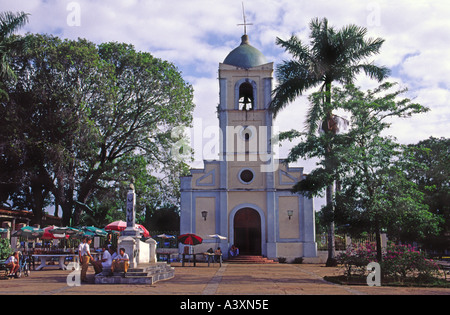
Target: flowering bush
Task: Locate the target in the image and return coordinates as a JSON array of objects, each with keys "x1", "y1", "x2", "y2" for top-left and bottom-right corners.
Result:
[
  {"x1": 337, "y1": 242, "x2": 378, "y2": 277},
  {"x1": 337, "y1": 242, "x2": 441, "y2": 283},
  {"x1": 382, "y1": 244, "x2": 440, "y2": 281}
]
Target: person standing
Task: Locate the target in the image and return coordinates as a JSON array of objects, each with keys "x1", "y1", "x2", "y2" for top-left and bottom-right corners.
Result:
[
  {"x1": 79, "y1": 237, "x2": 94, "y2": 282},
  {"x1": 78, "y1": 237, "x2": 87, "y2": 263}
]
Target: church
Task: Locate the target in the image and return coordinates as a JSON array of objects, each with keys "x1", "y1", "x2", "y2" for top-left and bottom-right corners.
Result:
[{"x1": 179, "y1": 32, "x2": 317, "y2": 262}]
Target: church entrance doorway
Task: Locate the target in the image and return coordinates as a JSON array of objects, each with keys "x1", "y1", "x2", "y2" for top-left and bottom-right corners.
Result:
[{"x1": 233, "y1": 208, "x2": 261, "y2": 255}]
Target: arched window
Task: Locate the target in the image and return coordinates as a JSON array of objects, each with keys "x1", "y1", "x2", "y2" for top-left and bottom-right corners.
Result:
[{"x1": 238, "y1": 82, "x2": 254, "y2": 110}]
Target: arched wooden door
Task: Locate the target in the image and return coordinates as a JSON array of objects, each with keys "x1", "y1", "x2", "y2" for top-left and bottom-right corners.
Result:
[{"x1": 233, "y1": 208, "x2": 261, "y2": 255}]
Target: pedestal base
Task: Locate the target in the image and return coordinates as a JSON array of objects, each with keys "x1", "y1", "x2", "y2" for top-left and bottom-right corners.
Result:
[{"x1": 94, "y1": 262, "x2": 174, "y2": 285}]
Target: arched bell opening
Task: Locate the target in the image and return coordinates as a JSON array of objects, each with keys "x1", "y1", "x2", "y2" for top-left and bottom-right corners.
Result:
[{"x1": 238, "y1": 82, "x2": 254, "y2": 111}]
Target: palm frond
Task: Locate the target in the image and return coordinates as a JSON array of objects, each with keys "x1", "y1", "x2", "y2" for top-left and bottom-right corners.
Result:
[
  {"x1": 272, "y1": 17, "x2": 390, "y2": 125},
  {"x1": 305, "y1": 97, "x2": 325, "y2": 134},
  {"x1": 0, "y1": 11, "x2": 29, "y2": 40},
  {"x1": 351, "y1": 63, "x2": 391, "y2": 82},
  {"x1": 275, "y1": 36, "x2": 311, "y2": 62},
  {"x1": 270, "y1": 60, "x2": 322, "y2": 117}
]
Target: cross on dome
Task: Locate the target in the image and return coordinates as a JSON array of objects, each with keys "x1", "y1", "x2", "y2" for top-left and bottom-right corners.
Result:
[{"x1": 237, "y1": 2, "x2": 253, "y2": 35}]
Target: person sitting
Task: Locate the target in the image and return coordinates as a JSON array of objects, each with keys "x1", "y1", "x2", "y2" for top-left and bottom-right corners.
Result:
[
  {"x1": 214, "y1": 247, "x2": 222, "y2": 262},
  {"x1": 92, "y1": 245, "x2": 113, "y2": 275},
  {"x1": 5, "y1": 251, "x2": 19, "y2": 277},
  {"x1": 110, "y1": 246, "x2": 118, "y2": 261},
  {"x1": 229, "y1": 244, "x2": 239, "y2": 257},
  {"x1": 205, "y1": 248, "x2": 214, "y2": 262},
  {"x1": 111, "y1": 248, "x2": 129, "y2": 275}
]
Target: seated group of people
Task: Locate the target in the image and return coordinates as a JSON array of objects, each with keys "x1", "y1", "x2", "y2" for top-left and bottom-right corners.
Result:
[
  {"x1": 78, "y1": 237, "x2": 130, "y2": 281},
  {"x1": 203, "y1": 244, "x2": 239, "y2": 261},
  {"x1": 91, "y1": 245, "x2": 130, "y2": 275},
  {"x1": 229, "y1": 244, "x2": 239, "y2": 257}
]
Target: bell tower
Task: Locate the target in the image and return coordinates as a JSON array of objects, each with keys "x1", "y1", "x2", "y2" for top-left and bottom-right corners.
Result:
[
  {"x1": 217, "y1": 34, "x2": 278, "y2": 257},
  {"x1": 218, "y1": 34, "x2": 274, "y2": 168}
]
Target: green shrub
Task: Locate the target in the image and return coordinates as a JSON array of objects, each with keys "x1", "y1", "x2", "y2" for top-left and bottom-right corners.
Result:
[{"x1": 0, "y1": 239, "x2": 11, "y2": 260}]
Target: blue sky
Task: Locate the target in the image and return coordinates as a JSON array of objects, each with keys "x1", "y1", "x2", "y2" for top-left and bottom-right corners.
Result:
[{"x1": 2, "y1": 0, "x2": 450, "y2": 210}]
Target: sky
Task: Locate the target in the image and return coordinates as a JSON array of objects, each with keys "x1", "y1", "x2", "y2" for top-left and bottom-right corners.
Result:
[{"x1": 2, "y1": 0, "x2": 450, "y2": 210}]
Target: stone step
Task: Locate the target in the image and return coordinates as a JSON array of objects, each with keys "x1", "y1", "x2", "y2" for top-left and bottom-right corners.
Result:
[
  {"x1": 227, "y1": 255, "x2": 278, "y2": 264},
  {"x1": 95, "y1": 262, "x2": 175, "y2": 285}
]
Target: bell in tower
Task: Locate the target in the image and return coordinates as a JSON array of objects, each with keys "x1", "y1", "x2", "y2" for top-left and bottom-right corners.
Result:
[{"x1": 238, "y1": 82, "x2": 254, "y2": 111}]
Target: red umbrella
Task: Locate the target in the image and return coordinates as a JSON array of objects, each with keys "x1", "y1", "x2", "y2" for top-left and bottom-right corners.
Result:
[
  {"x1": 104, "y1": 220, "x2": 150, "y2": 237},
  {"x1": 178, "y1": 233, "x2": 203, "y2": 245},
  {"x1": 105, "y1": 220, "x2": 126, "y2": 231},
  {"x1": 42, "y1": 226, "x2": 69, "y2": 240},
  {"x1": 137, "y1": 225, "x2": 151, "y2": 238}
]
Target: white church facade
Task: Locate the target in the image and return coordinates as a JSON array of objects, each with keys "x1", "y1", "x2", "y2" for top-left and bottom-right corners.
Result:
[{"x1": 180, "y1": 34, "x2": 317, "y2": 261}]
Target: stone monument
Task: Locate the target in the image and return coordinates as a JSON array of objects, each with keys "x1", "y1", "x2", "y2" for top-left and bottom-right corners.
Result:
[
  {"x1": 118, "y1": 180, "x2": 147, "y2": 268},
  {"x1": 95, "y1": 180, "x2": 175, "y2": 284}
]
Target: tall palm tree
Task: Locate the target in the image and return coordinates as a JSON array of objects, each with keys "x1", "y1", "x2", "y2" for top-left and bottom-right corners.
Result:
[
  {"x1": 0, "y1": 11, "x2": 29, "y2": 95},
  {"x1": 271, "y1": 17, "x2": 390, "y2": 266}
]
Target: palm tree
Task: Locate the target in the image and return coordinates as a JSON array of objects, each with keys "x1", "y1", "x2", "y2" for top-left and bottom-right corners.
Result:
[
  {"x1": 0, "y1": 11, "x2": 29, "y2": 96},
  {"x1": 271, "y1": 18, "x2": 390, "y2": 266}
]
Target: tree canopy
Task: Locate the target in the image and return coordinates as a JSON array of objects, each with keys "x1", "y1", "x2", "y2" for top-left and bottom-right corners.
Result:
[
  {"x1": 282, "y1": 83, "x2": 441, "y2": 261},
  {"x1": 271, "y1": 17, "x2": 390, "y2": 266},
  {"x1": 0, "y1": 33, "x2": 195, "y2": 226}
]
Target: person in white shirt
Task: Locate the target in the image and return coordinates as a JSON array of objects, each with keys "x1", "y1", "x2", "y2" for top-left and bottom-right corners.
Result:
[
  {"x1": 79, "y1": 237, "x2": 94, "y2": 282},
  {"x1": 5, "y1": 251, "x2": 19, "y2": 277},
  {"x1": 78, "y1": 238, "x2": 86, "y2": 263},
  {"x1": 92, "y1": 244, "x2": 113, "y2": 274},
  {"x1": 102, "y1": 246, "x2": 113, "y2": 269},
  {"x1": 111, "y1": 247, "x2": 129, "y2": 274}
]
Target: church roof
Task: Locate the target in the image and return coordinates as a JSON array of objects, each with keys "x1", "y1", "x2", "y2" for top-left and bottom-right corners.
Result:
[{"x1": 223, "y1": 35, "x2": 267, "y2": 69}]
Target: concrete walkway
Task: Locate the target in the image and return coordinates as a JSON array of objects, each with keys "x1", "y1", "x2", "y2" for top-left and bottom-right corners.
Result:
[{"x1": 1, "y1": 262, "x2": 450, "y2": 295}]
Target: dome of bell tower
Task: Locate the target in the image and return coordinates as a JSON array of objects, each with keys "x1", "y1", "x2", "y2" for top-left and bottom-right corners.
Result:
[{"x1": 223, "y1": 35, "x2": 267, "y2": 69}]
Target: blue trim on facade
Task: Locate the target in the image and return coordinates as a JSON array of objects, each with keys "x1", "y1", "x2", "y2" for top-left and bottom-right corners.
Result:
[{"x1": 195, "y1": 169, "x2": 216, "y2": 186}]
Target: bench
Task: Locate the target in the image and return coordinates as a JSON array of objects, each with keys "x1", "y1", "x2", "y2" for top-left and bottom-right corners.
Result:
[{"x1": 437, "y1": 261, "x2": 450, "y2": 279}]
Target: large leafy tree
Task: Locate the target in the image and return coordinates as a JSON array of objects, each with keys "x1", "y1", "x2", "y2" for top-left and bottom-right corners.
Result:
[
  {"x1": 70, "y1": 41, "x2": 194, "y2": 225},
  {"x1": 1, "y1": 34, "x2": 194, "y2": 226},
  {"x1": 404, "y1": 137, "x2": 450, "y2": 250},
  {"x1": 1, "y1": 34, "x2": 109, "y2": 225},
  {"x1": 287, "y1": 83, "x2": 439, "y2": 261},
  {"x1": 271, "y1": 18, "x2": 390, "y2": 266}
]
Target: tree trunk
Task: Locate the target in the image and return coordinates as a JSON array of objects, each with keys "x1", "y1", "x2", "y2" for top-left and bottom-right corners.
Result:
[
  {"x1": 30, "y1": 184, "x2": 44, "y2": 226},
  {"x1": 375, "y1": 219, "x2": 383, "y2": 262},
  {"x1": 60, "y1": 202, "x2": 73, "y2": 226},
  {"x1": 325, "y1": 181, "x2": 337, "y2": 266},
  {"x1": 324, "y1": 81, "x2": 338, "y2": 267}
]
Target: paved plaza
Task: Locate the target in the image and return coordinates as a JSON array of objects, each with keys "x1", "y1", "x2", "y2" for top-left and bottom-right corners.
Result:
[{"x1": 1, "y1": 262, "x2": 450, "y2": 296}]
